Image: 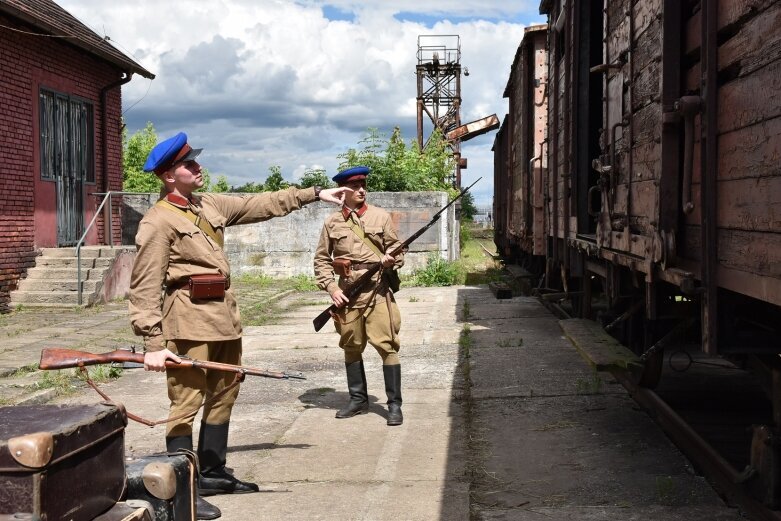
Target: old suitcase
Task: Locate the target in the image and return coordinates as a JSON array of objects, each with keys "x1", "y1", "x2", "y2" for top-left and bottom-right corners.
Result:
[
  {"x1": 125, "y1": 452, "x2": 197, "y2": 521},
  {"x1": 92, "y1": 500, "x2": 154, "y2": 521},
  {"x1": 0, "y1": 403, "x2": 127, "y2": 521}
]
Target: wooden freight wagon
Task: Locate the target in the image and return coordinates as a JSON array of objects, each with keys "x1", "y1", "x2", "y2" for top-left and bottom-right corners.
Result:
[
  {"x1": 532, "y1": 0, "x2": 781, "y2": 510},
  {"x1": 495, "y1": 24, "x2": 548, "y2": 270}
]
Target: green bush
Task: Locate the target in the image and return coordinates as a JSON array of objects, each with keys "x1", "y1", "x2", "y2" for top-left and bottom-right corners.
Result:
[
  {"x1": 459, "y1": 221, "x2": 472, "y2": 248},
  {"x1": 411, "y1": 255, "x2": 462, "y2": 286}
]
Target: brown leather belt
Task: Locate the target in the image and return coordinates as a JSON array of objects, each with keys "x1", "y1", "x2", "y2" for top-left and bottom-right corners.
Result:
[{"x1": 351, "y1": 262, "x2": 376, "y2": 271}]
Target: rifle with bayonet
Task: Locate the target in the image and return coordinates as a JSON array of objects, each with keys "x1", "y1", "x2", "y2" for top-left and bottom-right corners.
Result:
[
  {"x1": 39, "y1": 347, "x2": 306, "y2": 380},
  {"x1": 312, "y1": 177, "x2": 481, "y2": 332}
]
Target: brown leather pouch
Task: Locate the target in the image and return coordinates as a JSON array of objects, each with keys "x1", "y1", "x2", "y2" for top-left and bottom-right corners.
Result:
[
  {"x1": 332, "y1": 258, "x2": 352, "y2": 277},
  {"x1": 188, "y1": 274, "x2": 226, "y2": 300}
]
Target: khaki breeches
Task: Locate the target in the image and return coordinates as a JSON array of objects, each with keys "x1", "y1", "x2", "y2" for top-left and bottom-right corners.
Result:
[
  {"x1": 334, "y1": 295, "x2": 401, "y2": 365},
  {"x1": 164, "y1": 338, "x2": 242, "y2": 437}
]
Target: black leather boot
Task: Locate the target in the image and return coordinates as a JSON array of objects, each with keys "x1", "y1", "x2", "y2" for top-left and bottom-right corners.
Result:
[
  {"x1": 383, "y1": 364, "x2": 403, "y2": 426},
  {"x1": 167, "y1": 436, "x2": 222, "y2": 519},
  {"x1": 335, "y1": 360, "x2": 369, "y2": 418},
  {"x1": 198, "y1": 422, "x2": 259, "y2": 496},
  {"x1": 166, "y1": 434, "x2": 193, "y2": 453}
]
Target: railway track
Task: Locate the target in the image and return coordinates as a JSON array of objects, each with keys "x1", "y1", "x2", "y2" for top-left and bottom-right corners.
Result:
[{"x1": 551, "y1": 298, "x2": 781, "y2": 520}]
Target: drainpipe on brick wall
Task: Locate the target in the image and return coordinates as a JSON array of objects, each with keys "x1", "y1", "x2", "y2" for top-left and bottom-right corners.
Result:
[{"x1": 99, "y1": 72, "x2": 132, "y2": 244}]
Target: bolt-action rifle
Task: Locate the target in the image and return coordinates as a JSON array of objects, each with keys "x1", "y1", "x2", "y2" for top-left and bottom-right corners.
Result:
[
  {"x1": 312, "y1": 178, "x2": 481, "y2": 332},
  {"x1": 39, "y1": 347, "x2": 306, "y2": 379}
]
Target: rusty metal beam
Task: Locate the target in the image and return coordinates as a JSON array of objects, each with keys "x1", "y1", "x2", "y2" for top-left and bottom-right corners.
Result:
[{"x1": 444, "y1": 114, "x2": 499, "y2": 142}]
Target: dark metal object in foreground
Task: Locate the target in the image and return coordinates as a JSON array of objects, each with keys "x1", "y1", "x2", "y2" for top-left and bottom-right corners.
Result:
[
  {"x1": 38, "y1": 347, "x2": 306, "y2": 380},
  {"x1": 312, "y1": 177, "x2": 481, "y2": 332}
]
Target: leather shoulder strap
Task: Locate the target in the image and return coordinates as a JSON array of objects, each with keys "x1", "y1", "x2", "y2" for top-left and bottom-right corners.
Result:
[
  {"x1": 155, "y1": 199, "x2": 223, "y2": 247},
  {"x1": 348, "y1": 220, "x2": 383, "y2": 260}
]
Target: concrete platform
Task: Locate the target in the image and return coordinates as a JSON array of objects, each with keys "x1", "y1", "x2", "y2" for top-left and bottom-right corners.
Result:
[{"x1": 5, "y1": 285, "x2": 742, "y2": 520}]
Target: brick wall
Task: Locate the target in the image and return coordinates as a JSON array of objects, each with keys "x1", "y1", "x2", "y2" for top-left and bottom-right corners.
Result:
[{"x1": 0, "y1": 12, "x2": 127, "y2": 312}]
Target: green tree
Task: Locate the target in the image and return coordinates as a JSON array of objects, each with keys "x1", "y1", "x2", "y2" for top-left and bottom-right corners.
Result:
[
  {"x1": 337, "y1": 127, "x2": 454, "y2": 193},
  {"x1": 459, "y1": 191, "x2": 477, "y2": 221},
  {"x1": 211, "y1": 175, "x2": 230, "y2": 192},
  {"x1": 231, "y1": 181, "x2": 264, "y2": 193},
  {"x1": 122, "y1": 122, "x2": 161, "y2": 192},
  {"x1": 123, "y1": 122, "x2": 229, "y2": 193},
  {"x1": 299, "y1": 168, "x2": 333, "y2": 189},
  {"x1": 264, "y1": 166, "x2": 289, "y2": 191}
]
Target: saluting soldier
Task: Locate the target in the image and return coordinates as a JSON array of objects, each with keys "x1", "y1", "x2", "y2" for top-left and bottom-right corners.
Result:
[
  {"x1": 313, "y1": 166, "x2": 405, "y2": 426},
  {"x1": 129, "y1": 132, "x2": 349, "y2": 520}
]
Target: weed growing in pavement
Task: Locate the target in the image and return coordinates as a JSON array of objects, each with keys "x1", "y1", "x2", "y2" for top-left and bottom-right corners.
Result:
[
  {"x1": 0, "y1": 396, "x2": 12, "y2": 406},
  {"x1": 459, "y1": 324, "x2": 473, "y2": 358},
  {"x1": 655, "y1": 475, "x2": 675, "y2": 503},
  {"x1": 496, "y1": 338, "x2": 513, "y2": 348},
  {"x1": 575, "y1": 373, "x2": 603, "y2": 394},
  {"x1": 462, "y1": 299, "x2": 471, "y2": 320},
  {"x1": 533, "y1": 420, "x2": 580, "y2": 431},
  {"x1": 11, "y1": 363, "x2": 38, "y2": 377},
  {"x1": 32, "y1": 370, "x2": 76, "y2": 396},
  {"x1": 408, "y1": 296, "x2": 419, "y2": 302},
  {"x1": 77, "y1": 365, "x2": 123, "y2": 383}
]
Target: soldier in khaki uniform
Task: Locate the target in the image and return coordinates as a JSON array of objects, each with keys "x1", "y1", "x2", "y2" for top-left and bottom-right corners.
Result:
[
  {"x1": 130, "y1": 132, "x2": 349, "y2": 520},
  {"x1": 313, "y1": 166, "x2": 405, "y2": 426}
]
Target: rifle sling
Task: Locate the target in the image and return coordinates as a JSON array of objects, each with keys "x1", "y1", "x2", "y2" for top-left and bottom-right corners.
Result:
[
  {"x1": 348, "y1": 220, "x2": 384, "y2": 260},
  {"x1": 346, "y1": 220, "x2": 396, "y2": 341},
  {"x1": 156, "y1": 199, "x2": 223, "y2": 248},
  {"x1": 80, "y1": 365, "x2": 243, "y2": 427}
]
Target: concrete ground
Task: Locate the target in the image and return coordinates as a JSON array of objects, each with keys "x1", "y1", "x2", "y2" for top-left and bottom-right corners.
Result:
[{"x1": 0, "y1": 285, "x2": 743, "y2": 520}]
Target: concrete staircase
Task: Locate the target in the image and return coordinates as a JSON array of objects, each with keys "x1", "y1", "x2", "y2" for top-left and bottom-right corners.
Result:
[{"x1": 10, "y1": 246, "x2": 135, "y2": 307}]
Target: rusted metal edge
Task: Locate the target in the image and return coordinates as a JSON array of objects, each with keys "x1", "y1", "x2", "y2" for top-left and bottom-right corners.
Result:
[{"x1": 612, "y1": 369, "x2": 781, "y2": 521}]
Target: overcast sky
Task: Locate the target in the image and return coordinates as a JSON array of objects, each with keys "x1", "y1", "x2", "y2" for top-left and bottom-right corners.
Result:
[{"x1": 58, "y1": 0, "x2": 545, "y2": 206}]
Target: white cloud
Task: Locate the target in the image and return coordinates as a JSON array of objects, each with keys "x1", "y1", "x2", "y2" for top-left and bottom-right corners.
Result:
[{"x1": 56, "y1": 0, "x2": 544, "y2": 204}]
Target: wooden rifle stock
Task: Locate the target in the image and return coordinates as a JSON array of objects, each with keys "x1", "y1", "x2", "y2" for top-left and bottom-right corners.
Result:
[
  {"x1": 39, "y1": 347, "x2": 306, "y2": 380},
  {"x1": 312, "y1": 178, "x2": 481, "y2": 332}
]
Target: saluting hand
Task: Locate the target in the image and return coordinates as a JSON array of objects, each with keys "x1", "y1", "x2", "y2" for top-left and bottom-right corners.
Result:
[
  {"x1": 144, "y1": 348, "x2": 182, "y2": 372},
  {"x1": 318, "y1": 186, "x2": 353, "y2": 205}
]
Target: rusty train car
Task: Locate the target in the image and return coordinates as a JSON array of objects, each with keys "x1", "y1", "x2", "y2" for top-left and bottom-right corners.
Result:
[{"x1": 494, "y1": 0, "x2": 781, "y2": 508}]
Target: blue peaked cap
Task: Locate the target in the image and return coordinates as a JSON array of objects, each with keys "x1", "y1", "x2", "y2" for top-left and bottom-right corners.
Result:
[
  {"x1": 332, "y1": 165, "x2": 370, "y2": 184},
  {"x1": 143, "y1": 132, "x2": 203, "y2": 174}
]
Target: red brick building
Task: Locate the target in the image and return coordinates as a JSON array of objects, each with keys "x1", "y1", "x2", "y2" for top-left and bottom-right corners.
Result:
[{"x1": 0, "y1": 0, "x2": 154, "y2": 310}]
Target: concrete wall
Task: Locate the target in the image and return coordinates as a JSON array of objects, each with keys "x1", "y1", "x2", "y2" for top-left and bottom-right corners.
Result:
[{"x1": 122, "y1": 191, "x2": 455, "y2": 278}]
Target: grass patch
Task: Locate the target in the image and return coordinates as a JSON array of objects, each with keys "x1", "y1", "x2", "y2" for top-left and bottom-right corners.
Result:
[
  {"x1": 234, "y1": 272, "x2": 274, "y2": 286},
  {"x1": 656, "y1": 475, "x2": 675, "y2": 503},
  {"x1": 407, "y1": 255, "x2": 463, "y2": 287},
  {"x1": 533, "y1": 420, "x2": 580, "y2": 431},
  {"x1": 575, "y1": 373, "x2": 604, "y2": 394},
  {"x1": 286, "y1": 274, "x2": 318, "y2": 292},
  {"x1": 78, "y1": 365, "x2": 123, "y2": 383},
  {"x1": 11, "y1": 363, "x2": 39, "y2": 377},
  {"x1": 32, "y1": 370, "x2": 77, "y2": 396}
]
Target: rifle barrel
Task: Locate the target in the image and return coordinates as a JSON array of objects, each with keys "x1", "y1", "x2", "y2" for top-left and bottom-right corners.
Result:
[{"x1": 38, "y1": 347, "x2": 304, "y2": 380}]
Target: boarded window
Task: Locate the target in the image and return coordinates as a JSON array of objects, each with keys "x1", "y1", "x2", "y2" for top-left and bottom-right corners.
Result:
[{"x1": 39, "y1": 89, "x2": 94, "y2": 184}]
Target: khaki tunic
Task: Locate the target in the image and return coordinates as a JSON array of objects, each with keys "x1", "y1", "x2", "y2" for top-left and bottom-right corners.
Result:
[
  {"x1": 130, "y1": 187, "x2": 318, "y2": 351},
  {"x1": 313, "y1": 204, "x2": 404, "y2": 309}
]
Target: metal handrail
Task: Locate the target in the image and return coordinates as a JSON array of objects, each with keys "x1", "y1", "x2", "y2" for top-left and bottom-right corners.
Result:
[{"x1": 76, "y1": 191, "x2": 148, "y2": 305}]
